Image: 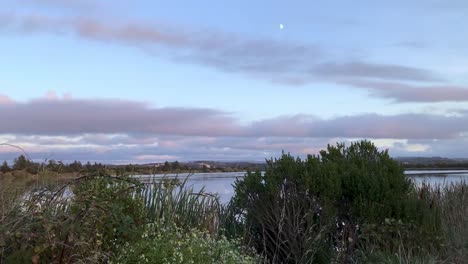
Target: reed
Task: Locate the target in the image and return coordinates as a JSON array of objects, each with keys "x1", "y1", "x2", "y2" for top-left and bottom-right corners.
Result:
[{"x1": 137, "y1": 176, "x2": 221, "y2": 233}]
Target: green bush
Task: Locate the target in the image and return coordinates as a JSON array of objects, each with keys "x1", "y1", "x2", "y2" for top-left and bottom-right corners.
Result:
[
  {"x1": 228, "y1": 140, "x2": 441, "y2": 263},
  {"x1": 230, "y1": 167, "x2": 334, "y2": 263},
  {"x1": 0, "y1": 174, "x2": 145, "y2": 263},
  {"x1": 111, "y1": 221, "x2": 259, "y2": 264}
]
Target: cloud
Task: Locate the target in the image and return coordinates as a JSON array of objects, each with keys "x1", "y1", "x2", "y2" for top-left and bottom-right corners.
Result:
[
  {"x1": 2, "y1": 95, "x2": 468, "y2": 140},
  {"x1": 0, "y1": 12, "x2": 443, "y2": 86},
  {"x1": 2, "y1": 95, "x2": 468, "y2": 162},
  {"x1": 4, "y1": 11, "x2": 463, "y2": 103},
  {"x1": 0, "y1": 94, "x2": 15, "y2": 105},
  {"x1": 248, "y1": 114, "x2": 468, "y2": 139},
  {"x1": 3, "y1": 133, "x2": 468, "y2": 163},
  {"x1": 342, "y1": 80, "x2": 468, "y2": 102},
  {"x1": 0, "y1": 96, "x2": 241, "y2": 136},
  {"x1": 313, "y1": 62, "x2": 441, "y2": 82}
]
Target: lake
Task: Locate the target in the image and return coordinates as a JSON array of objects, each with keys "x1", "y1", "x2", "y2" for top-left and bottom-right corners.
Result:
[{"x1": 135, "y1": 170, "x2": 468, "y2": 204}]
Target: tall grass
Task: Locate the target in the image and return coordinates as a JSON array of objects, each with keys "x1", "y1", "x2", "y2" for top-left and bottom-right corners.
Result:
[
  {"x1": 428, "y1": 182, "x2": 467, "y2": 262},
  {"x1": 138, "y1": 176, "x2": 221, "y2": 233},
  {"x1": 360, "y1": 182, "x2": 468, "y2": 263}
]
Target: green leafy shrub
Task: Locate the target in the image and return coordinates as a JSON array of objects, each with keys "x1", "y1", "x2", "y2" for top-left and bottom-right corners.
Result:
[
  {"x1": 228, "y1": 140, "x2": 441, "y2": 263},
  {"x1": 229, "y1": 152, "x2": 336, "y2": 263}
]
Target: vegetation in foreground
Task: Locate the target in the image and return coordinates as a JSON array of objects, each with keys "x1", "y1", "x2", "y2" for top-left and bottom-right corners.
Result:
[{"x1": 0, "y1": 140, "x2": 467, "y2": 263}]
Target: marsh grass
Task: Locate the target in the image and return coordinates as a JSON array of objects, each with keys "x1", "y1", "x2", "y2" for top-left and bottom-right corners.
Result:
[
  {"x1": 425, "y1": 182, "x2": 467, "y2": 263},
  {"x1": 357, "y1": 182, "x2": 468, "y2": 264},
  {"x1": 138, "y1": 176, "x2": 221, "y2": 234}
]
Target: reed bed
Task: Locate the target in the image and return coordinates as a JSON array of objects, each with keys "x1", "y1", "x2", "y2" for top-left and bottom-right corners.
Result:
[{"x1": 137, "y1": 176, "x2": 221, "y2": 233}]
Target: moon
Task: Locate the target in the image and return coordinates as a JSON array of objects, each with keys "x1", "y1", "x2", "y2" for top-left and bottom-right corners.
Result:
[{"x1": 279, "y1": 24, "x2": 284, "y2": 29}]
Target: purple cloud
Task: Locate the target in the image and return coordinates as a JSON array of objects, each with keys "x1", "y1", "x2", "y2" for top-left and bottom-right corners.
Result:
[
  {"x1": 342, "y1": 80, "x2": 468, "y2": 102},
  {"x1": 248, "y1": 114, "x2": 467, "y2": 139},
  {"x1": 0, "y1": 96, "x2": 241, "y2": 136},
  {"x1": 1, "y1": 95, "x2": 468, "y2": 140},
  {"x1": 0, "y1": 12, "x2": 443, "y2": 87}
]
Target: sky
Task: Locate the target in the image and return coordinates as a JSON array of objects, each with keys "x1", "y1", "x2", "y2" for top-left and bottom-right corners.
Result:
[{"x1": 1, "y1": 0, "x2": 468, "y2": 163}]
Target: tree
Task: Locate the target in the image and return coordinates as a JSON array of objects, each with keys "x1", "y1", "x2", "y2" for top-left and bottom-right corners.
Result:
[
  {"x1": 68, "y1": 160, "x2": 83, "y2": 172},
  {"x1": 162, "y1": 161, "x2": 170, "y2": 172},
  {"x1": 46, "y1": 160, "x2": 58, "y2": 171},
  {"x1": 172, "y1": 161, "x2": 180, "y2": 171},
  {"x1": 125, "y1": 164, "x2": 135, "y2": 173},
  {"x1": 13, "y1": 155, "x2": 29, "y2": 171},
  {"x1": 1, "y1": 161, "x2": 10, "y2": 173}
]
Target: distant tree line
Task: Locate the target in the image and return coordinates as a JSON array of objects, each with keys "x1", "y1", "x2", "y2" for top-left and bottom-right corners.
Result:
[
  {"x1": 0, "y1": 155, "x2": 262, "y2": 176},
  {"x1": 0, "y1": 154, "x2": 106, "y2": 175}
]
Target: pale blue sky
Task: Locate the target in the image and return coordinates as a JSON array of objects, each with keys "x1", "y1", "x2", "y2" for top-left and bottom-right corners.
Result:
[{"x1": 1, "y1": 0, "x2": 468, "y2": 162}]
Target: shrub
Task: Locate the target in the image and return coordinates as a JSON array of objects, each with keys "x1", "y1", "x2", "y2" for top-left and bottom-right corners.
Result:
[
  {"x1": 228, "y1": 140, "x2": 441, "y2": 263},
  {"x1": 111, "y1": 221, "x2": 259, "y2": 264},
  {"x1": 0, "y1": 174, "x2": 145, "y2": 263}
]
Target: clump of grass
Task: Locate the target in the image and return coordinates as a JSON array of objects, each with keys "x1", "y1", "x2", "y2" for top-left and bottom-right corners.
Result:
[
  {"x1": 138, "y1": 176, "x2": 221, "y2": 234},
  {"x1": 429, "y1": 182, "x2": 467, "y2": 262},
  {"x1": 358, "y1": 182, "x2": 468, "y2": 263}
]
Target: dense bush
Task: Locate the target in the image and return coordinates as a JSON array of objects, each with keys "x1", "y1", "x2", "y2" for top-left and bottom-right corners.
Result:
[
  {"x1": 229, "y1": 140, "x2": 442, "y2": 263},
  {"x1": 0, "y1": 175, "x2": 145, "y2": 263}
]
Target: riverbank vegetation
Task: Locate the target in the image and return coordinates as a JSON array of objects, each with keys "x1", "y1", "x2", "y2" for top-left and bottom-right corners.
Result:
[
  {"x1": 1, "y1": 140, "x2": 467, "y2": 263},
  {"x1": 0, "y1": 154, "x2": 264, "y2": 178}
]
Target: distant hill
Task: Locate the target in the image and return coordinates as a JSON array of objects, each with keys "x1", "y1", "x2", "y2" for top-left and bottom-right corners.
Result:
[{"x1": 395, "y1": 157, "x2": 468, "y2": 169}]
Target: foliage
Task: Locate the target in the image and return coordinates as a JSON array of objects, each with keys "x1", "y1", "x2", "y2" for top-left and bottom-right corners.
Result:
[
  {"x1": 228, "y1": 140, "x2": 442, "y2": 263},
  {"x1": 111, "y1": 221, "x2": 259, "y2": 264},
  {"x1": 0, "y1": 161, "x2": 10, "y2": 173},
  {"x1": 0, "y1": 174, "x2": 145, "y2": 263},
  {"x1": 12, "y1": 155, "x2": 29, "y2": 171},
  {"x1": 11, "y1": 154, "x2": 39, "y2": 174}
]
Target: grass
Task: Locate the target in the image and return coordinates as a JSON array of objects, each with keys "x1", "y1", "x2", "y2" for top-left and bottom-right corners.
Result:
[
  {"x1": 427, "y1": 183, "x2": 467, "y2": 262},
  {"x1": 138, "y1": 176, "x2": 221, "y2": 233},
  {"x1": 357, "y1": 182, "x2": 468, "y2": 263}
]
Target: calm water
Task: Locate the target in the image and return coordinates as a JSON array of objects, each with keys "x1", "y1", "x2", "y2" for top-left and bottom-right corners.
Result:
[
  {"x1": 135, "y1": 170, "x2": 468, "y2": 204},
  {"x1": 406, "y1": 170, "x2": 468, "y2": 187},
  {"x1": 135, "y1": 172, "x2": 245, "y2": 204}
]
